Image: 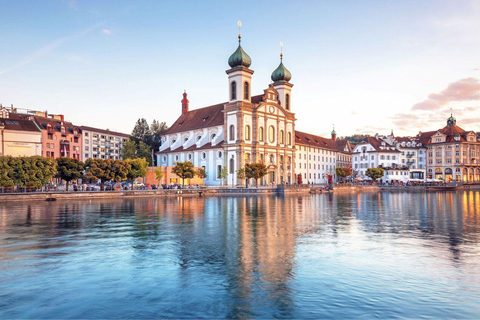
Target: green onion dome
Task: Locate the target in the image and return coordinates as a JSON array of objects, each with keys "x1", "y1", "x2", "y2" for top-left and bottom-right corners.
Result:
[
  {"x1": 271, "y1": 54, "x2": 292, "y2": 82},
  {"x1": 331, "y1": 129, "x2": 336, "y2": 135},
  {"x1": 228, "y1": 35, "x2": 252, "y2": 68},
  {"x1": 447, "y1": 114, "x2": 456, "y2": 126}
]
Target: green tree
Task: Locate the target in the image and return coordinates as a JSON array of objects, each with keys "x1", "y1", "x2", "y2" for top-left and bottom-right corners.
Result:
[
  {"x1": 245, "y1": 163, "x2": 268, "y2": 187},
  {"x1": 336, "y1": 167, "x2": 353, "y2": 182},
  {"x1": 85, "y1": 159, "x2": 127, "y2": 191},
  {"x1": 195, "y1": 167, "x2": 208, "y2": 182},
  {"x1": 236, "y1": 167, "x2": 246, "y2": 185},
  {"x1": 151, "y1": 120, "x2": 168, "y2": 157},
  {"x1": 339, "y1": 134, "x2": 367, "y2": 145},
  {"x1": 125, "y1": 158, "x2": 148, "y2": 189},
  {"x1": 121, "y1": 138, "x2": 137, "y2": 160},
  {"x1": 219, "y1": 166, "x2": 228, "y2": 187},
  {"x1": 131, "y1": 118, "x2": 151, "y2": 145},
  {"x1": 155, "y1": 167, "x2": 164, "y2": 183},
  {"x1": 0, "y1": 156, "x2": 15, "y2": 187},
  {"x1": 0, "y1": 156, "x2": 56, "y2": 189},
  {"x1": 171, "y1": 161, "x2": 195, "y2": 186},
  {"x1": 56, "y1": 158, "x2": 84, "y2": 191},
  {"x1": 365, "y1": 167, "x2": 385, "y2": 182},
  {"x1": 137, "y1": 141, "x2": 153, "y2": 165}
]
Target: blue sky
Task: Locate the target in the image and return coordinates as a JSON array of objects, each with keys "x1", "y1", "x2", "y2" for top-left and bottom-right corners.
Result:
[{"x1": 1, "y1": 0, "x2": 479, "y2": 137}]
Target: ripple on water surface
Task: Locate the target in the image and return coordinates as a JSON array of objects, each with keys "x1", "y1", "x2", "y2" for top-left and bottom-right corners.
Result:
[{"x1": 0, "y1": 192, "x2": 480, "y2": 318}]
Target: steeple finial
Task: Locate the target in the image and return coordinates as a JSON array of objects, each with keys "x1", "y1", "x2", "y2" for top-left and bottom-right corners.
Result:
[
  {"x1": 280, "y1": 41, "x2": 283, "y2": 61},
  {"x1": 238, "y1": 20, "x2": 242, "y2": 43}
]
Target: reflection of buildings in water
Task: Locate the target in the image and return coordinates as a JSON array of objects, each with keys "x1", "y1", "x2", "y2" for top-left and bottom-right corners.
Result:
[{"x1": 350, "y1": 191, "x2": 480, "y2": 261}]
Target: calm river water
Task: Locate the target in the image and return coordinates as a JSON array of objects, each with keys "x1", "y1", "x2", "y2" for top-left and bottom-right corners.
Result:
[{"x1": 0, "y1": 192, "x2": 480, "y2": 319}]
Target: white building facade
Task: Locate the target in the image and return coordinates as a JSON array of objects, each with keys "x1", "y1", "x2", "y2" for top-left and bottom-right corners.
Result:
[
  {"x1": 157, "y1": 35, "x2": 347, "y2": 186},
  {"x1": 80, "y1": 126, "x2": 130, "y2": 161}
]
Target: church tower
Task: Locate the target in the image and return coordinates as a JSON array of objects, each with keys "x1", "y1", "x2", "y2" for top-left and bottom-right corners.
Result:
[
  {"x1": 272, "y1": 44, "x2": 293, "y2": 111},
  {"x1": 181, "y1": 90, "x2": 189, "y2": 115},
  {"x1": 224, "y1": 22, "x2": 254, "y2": 187}
]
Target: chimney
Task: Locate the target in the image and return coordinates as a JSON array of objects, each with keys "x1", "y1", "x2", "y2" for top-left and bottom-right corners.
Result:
[{"x1": 181, "y1": 90, "x2": 189, "y2": 115}]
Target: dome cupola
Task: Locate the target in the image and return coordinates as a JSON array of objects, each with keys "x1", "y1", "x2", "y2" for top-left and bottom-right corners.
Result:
[
  {"x1": 271, "y1": 53, "x2": 292, "y2": 82},
  {"x1": 228, "y1": 35, "x2": 252, "y2": 68},
  {"x1": 447, "y1": 113, "x2": 456, "y2": 126}
]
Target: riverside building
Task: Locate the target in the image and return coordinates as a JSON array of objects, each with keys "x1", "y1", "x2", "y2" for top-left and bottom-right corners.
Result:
[
  {"x1": 80, "y1": 126, "x2": 130, "y2": 160},
  {"x1": 157, "y1": 34, "x2": 351, "y2": 186},
  {"x1": 419, "y1": 115, "x2": 480, "y2": 182}
]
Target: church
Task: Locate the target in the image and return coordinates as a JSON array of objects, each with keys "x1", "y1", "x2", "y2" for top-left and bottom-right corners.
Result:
[{"x1": 157, "y1": 33, "x2": 351, "y2": 186}]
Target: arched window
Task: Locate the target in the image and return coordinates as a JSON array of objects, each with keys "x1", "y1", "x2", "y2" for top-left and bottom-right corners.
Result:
[
  {"x1": 279, "y1": 130, "x2": 284, "y2": 144},
  {"x1": 229, "y1": 125, "x2": 235, "y2": 141},
  {"x1": 259, "y1": 127, "x2": 264, "y2": 142},
  {"x1": 244, "y1": 82, "x2": 249, "y2": 100},
  {"x1": 231, "y1": 81, "x2": 237, "y2": 100},
  {"x1": 229, "y1": 158, "x2": 235, "y2": 174},
  {"x1": 269, "y1": 126, "x2": 275, "y2": 143},
  {"x1": 245, "y1": 125, "x2": 251, "y2": 141},
  {"x1": 287, "y1": 132, "x2": 292, "y2": 145},
  {"x1": 286, "y1": 94, "x2": 290, "y2": 110}
]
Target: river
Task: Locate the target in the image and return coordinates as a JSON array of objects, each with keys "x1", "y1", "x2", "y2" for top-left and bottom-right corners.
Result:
[{"x1": 0, "y1": 191, "x2": 479, "y2": 318}]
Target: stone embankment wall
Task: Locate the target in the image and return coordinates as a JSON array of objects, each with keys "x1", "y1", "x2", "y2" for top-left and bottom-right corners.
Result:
[{"x1": 0, "y1": 187, "x2": 311, "y2": 203}]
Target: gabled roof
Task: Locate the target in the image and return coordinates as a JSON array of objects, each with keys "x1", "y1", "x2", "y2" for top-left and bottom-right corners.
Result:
[
  {"x1": 163, "y1": 103, "x2": 225, "y2": 135},
  {"x1": 295, "y1": 131, "x2": 339, "y2": 151},
  {"x1": 362, "y1": 136, "x2": 400, "y2": 153},
  {"x1": 335, "y1": 140, "x2": 351, "y2": 153}
]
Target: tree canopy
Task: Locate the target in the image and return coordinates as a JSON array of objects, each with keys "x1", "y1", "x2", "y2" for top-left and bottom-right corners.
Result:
[
  {"x1": 171, "y1": 161, "x2": 195, "y2": 186},
  {"x1": 84, "y1": 158, "x2": 128, "y2": 190},
  {"x1": 245, "y1": 163, "x2": 268, "y2": 187},
  {"x1": 125, "y1": 158, "x2": 148, "y2": 189},
  {"x1": 365, "y1": 167, "x2": 385, "y2": 182},
  {"x1": 56, "y1": 157, "x2": 84, "y2": 191},
  {"x1": 0, "y1": 156, "x2": 56, "y2": 188}
]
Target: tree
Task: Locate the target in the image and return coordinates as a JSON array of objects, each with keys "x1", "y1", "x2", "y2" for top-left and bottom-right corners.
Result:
[
  {"x1": 0, "y1": 156, "x2": 56, "y2": 189},
  {"x1": 195, "y1": 167, "x2": 208, "y2": 183},
  {"x1": 151, "y1": 120, "x2": 168, "y2": 156},
  {"x1": 56, "y1": 158, "x2": 84, "y2": 191},
  {"x1": 85, "y1": 159, "x2": 127, "y2": 191},
  {"x1": 336, "y1": 167, "x2": 353, "y2": 182},
  {"x1": 131, "y1": 118, "x2": 151, "y2": 145},
  {"x1": 245, "y1": 163, "x2": 268, "y2": 187},
  {"x1": 137, "y1": 141, "x2": 153, "y2": 165},
  {"x1": 125, "y1": 158, "x2": 148, "y2": 190},
  {"x1": 236, "y1": 167, "x2": 246, "y2": 185},
  {"x1": 121, "y1": 138, "x2": 153, "y2": 166},
  {"x1": 366, "y1": 167, "x2": 385, "y2": 182},
  {"x1": 121, "y1": 139, "x2": 137, "y2": 160},
  {"x1": 219, "y1": 166, "x2": 228, "y2": 187},
  {"x1": 171, "y1": 161, "x2": 195, "y2": 186},
  {"x1": 0, "y1": 156, "x2": 15, "y2": 187},
  {"x1": 155, "y1": 167, "x2": 165, "y2": 184}
]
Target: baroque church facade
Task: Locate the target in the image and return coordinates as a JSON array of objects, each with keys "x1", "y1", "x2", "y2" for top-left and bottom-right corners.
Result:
[{"x1": 157, "y1": 34, "x2": 349, "y2": 186}]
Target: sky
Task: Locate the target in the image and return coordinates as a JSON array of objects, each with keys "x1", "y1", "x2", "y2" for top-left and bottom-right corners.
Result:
[{"x1": 0, "y1": 0, "x2": 479, "y2": 138}]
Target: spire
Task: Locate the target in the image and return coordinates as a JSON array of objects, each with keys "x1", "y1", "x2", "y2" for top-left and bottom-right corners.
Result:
[
  {"x1": 331, "y1": 125, "x2": 337, "y2": 141},
  {"x1": 228, "y1": 20, "x2": 252, "y2": 68},
  {"x1": 181, "y1": 90, "x2": 189, "y2": 115},
  {"x1": 447, "y1": 109, "x2": 456, "y2": 126},
  {"x1": 271, "y1": 41, "x2": 292, "y2": 82}
]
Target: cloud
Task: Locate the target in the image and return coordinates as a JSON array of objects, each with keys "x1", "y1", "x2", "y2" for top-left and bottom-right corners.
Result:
[
  {"x1": 101, "y1": 29, "x2": 112, "y2": 35},
  {"x1": 0, "y1": 22, "x2": 104, "y2": 75},
  {"x1": 412, "y1": 77, "x2": 480, "y2": 111},
  {"x1": 461, "y1": 118, "x2": 480, "y2": 125}
]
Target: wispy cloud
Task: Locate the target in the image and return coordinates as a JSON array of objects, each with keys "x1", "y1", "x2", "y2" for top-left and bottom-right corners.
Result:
[
  {"x1": 412, "y1": 77, "x2": 480, "y2": 111},
  {"x1": 101, "y1": 29, "x2": 112, "y2": 35},
  {"x1": 0, "y1": 22, "x2": 104, "y2": 75}
]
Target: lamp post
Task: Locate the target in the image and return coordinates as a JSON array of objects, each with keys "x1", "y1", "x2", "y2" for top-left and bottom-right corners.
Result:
[{"x1": 0, "y1": 121, "x2": 5, "y2": 156}]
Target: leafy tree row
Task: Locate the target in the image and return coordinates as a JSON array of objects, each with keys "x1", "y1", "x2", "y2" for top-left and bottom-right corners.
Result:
[{"x1": 0, "y1": 156, "x2": 149, "y2": 191}]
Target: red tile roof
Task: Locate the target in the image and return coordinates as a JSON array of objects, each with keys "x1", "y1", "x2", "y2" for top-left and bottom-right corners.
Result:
[
  {"x1": 163, "y1": 103, "x2": 225, "y2": 135},
  {"x1": 295, "y1": 131, "x2": 339, "y2": 151},
  {"x1": 0, "y1": 118, "x2": 41, "y2": 132}
]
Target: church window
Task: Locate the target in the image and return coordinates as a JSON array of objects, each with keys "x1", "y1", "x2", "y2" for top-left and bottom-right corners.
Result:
[
  {"x1": 230, "y1": 158, "x2": 235, "y2": 174},
  {"x1": 279, "y1": 130, "x2": 284, "y2": 144},
  {"x1": 218, "y1": 151, "x2": 222, "y2": 158},
  {"x1": 259, "y1": 127, "x2": 264, "y2": 141},
  {"x1": 211, "y1": 134, "x2": 216, "y2": 140},
  {"x1": 287, "y1": 132, "x2": 292, "y2": 145},
  {"x1": 175, "y1": 155, "x2": 179, "y2": 161},
  {"x1": 244, "y1": 82, "x2": 249, "y2": 100},
  {"x1": 245, "y1": 125, "x2": 251, "y2": 141},
  {"x1": 188, "y1": 153, "x2": 192, "y2": 160},
  {"x1": 229, "y1": 125, "x2": 235, "y2": 141},
  {"x1": 197, "y1": 136, "x2": 201, "y2": 141},
  {"x1": 269, "y1": 126, "x2": 275, "y2": 143},
  {"x1": 217, "y1": 165, "x2": 222, "y2": 179},
  {"x1": 231, "y1": 81, "x2": 237, "y2": 100},
  {"x1": 202, "y1": 152, "x2": 206, "y2": 159},
  {"x1": 286, "y1": 94, "x2": 290, "y2": 110}
]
